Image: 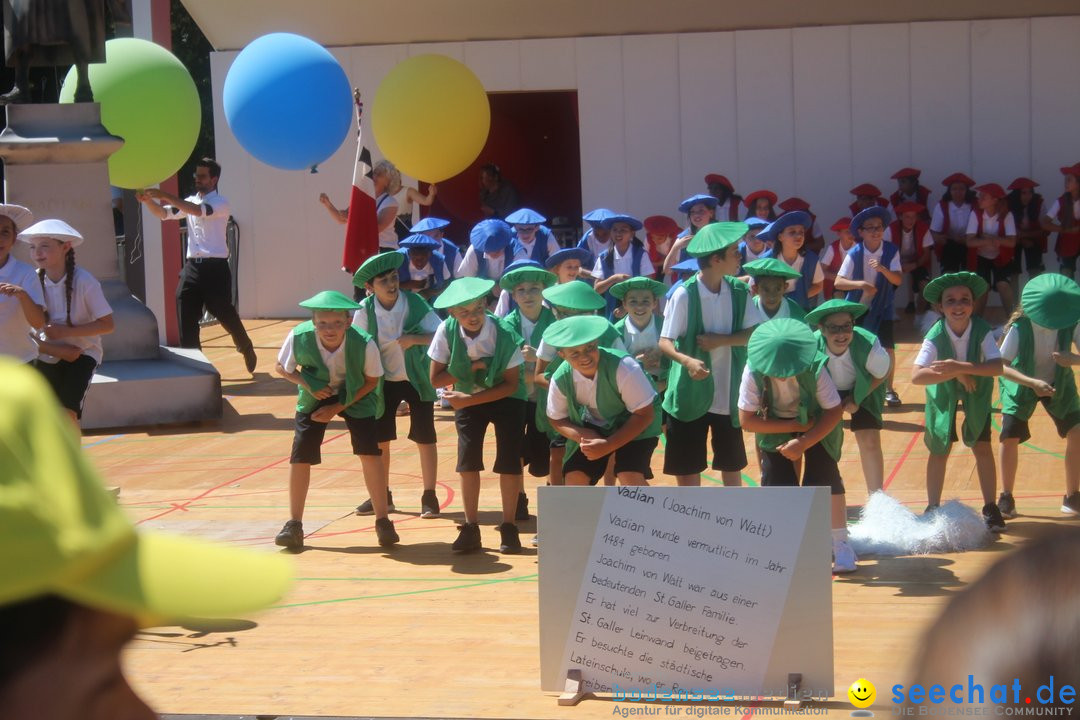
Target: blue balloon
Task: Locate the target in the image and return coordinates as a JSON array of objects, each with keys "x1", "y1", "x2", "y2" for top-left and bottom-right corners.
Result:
[{"x1": 223, "y1": 33, "x2": 352, "y2": 171}]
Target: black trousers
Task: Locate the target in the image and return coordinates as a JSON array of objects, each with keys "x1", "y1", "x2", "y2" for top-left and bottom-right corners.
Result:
[{"x1": 177, "y1": 257, "x2": 253, "y2": 352}]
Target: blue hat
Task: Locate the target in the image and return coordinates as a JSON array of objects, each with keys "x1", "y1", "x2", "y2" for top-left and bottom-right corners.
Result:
[
  {"x1": 503, "y1": 258, "x2": 543, "y2": 275},
  {"x1": 744, "y1": 217, "x2": 769, "y2": 229},
  {"x1": 851, "y1": 206, "x2": 892, "y2": 232},
  {"x1": 756, "y1": 211, "x2": 812, "y2": 243},
  {"x1": 410, "y1": 217, "x2": 450, "y2": 233},
  {"x1": 505, "y1": 208, "x2": 547, "y2": 225},
  {"x1": 600, "y1": 214, "x2": 643, "y2": 231},
  {"x1": 583, "y1": 208, "x2": 616, "y2": 226},
  {"x1": 470, "y1": 219, "x2": 513, "y2": 253},
  {"x1": 678, "y1": 194, "x2": 719, "y2": 214},
  {"x1": 671, "y1": 258, "x2": 700, "y2": 275},
  {"x1": 398, "y1": 233, "x2": 442, "y2": 250},
  {"x1": 545, "y1": 247, "x2": 591, "y2": 269}
]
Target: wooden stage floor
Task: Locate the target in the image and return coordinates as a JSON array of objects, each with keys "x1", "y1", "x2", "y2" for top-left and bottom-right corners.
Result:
[{"x1": 87, "y1": 317, "x2": 1078, "y2": 719}]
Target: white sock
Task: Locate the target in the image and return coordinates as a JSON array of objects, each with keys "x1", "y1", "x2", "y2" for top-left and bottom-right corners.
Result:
[{"x1": 831, "y1": 528, "x2": 848, "y2": 544}]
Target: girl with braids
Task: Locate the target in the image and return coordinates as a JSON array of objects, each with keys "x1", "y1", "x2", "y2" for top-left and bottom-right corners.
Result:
[{"x1": 21, "y1": 219, "x2": 113, "y2": 429}]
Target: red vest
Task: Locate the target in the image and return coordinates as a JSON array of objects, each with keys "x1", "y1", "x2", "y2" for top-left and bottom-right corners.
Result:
[
  {"x1": 969, "y1": 208, "x2": 1013, "y2": 270},
  {"x1": 1056, "y1": 193, "x2": 1080, "y2": 258},
  {"x1": 722, "y1": 198, "x2": 742, "y2": 221},
  {"x1": 822, "y1": 239, "x2": 848, "y2": 298},
  {"x1": 889, "y1": 219, "x2": 931, "y2": 269},
  {"x1": 890, "y1": 186, "x2": 931, "y2": 210}
]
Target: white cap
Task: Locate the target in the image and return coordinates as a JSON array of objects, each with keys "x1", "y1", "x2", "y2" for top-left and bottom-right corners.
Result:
[
  {"x1": 0, "y1": 204, "x2": 33, "y2": 233},
  {"x1": 18, "y1": 219, "x2": 84, "y2": 248}
]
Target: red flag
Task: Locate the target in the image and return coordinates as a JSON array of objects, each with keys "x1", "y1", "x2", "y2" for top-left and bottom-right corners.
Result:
[{"x1": 342, "y1": 90, "x2": 379, "y2": 273}]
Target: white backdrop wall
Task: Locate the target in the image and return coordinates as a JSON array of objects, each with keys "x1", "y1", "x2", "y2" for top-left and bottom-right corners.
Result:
[{"x1": 208, "y1": 16, "x2": 1080, "y2": 318}]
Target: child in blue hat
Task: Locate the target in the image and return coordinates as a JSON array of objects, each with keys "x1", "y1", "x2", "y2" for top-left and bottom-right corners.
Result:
[
  {"x1": 455, "y1": 219, "x2": 523, "y2": 293},
  {"x1": 397, "y1": 233, "x2": 449, "y2": 301},
  {"x1": 506, "y1": 208, "x2": 560, "y2": 267},
  {"x1": 592, "y1": 214, "x2": 654, "y2": 317},
  {"x1": 411, "y1": 216, "x2": 458, "y2": 281},
  {"x1": 576, "y1": 208, "x2": 616, "y2": 268},
  {"x1": 759, "y1": 211, "x2": 823, "y2": 311},
  {"x1": 661, "y1": 194, "x2": 717, "y2": 276}
]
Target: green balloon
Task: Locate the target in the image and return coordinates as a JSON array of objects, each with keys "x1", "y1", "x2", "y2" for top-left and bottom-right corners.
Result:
[{"x1": 60, "y1": 38, "x2": 200, "y2": 189}]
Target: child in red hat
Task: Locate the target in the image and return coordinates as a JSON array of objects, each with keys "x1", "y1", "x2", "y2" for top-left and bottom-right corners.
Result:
[
  {"x1": 966, "y1": 183, "x2": 1017, "y2": 315},
  {"x1": 705, "y1": 173, "x2": 743, "y2": 222},
  {"x1": 930, "y1": 173, "x2": 977, "y2": 273},
  {"x1": 743, "y1": 189, "x2": 778, "y2": 222},
  {"x1": 1042, "y1": 163, "x2": 1080, "y2": 280},
  {"x1": 821, "y1": 217, "x2": 857, "y2": 301},
  {"x1": 849, "y1": 183, "x2": 891, "y2": 216},
  {"x1": 643, "y1": 215, "x2": 680, "y2": 281},
  {"x1": 1006, "y1": 178, "x2": 1047, "y2": 277},
  {"x1": 889, "y1": 167, "x2": 932, "y2": 220},
  {"x1": 886, "y1": 202, "x2": 935, "y2": 316}
]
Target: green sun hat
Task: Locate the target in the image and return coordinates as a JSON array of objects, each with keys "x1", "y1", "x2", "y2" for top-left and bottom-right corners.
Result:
[
  {"x1": 742, "y1": 257, "x2": 801, "y2": 281},
  {"x1": 686, "y1": 221, "x2": 749, "y2": 258},
  {"x1": 542, "y1": 280, "x2": 606, "y2": 311},
  {"x1": 352, "y1": 251, "x2": 405, "y2": 287},
  {"x1": 499, "y1": 266, "x2": 557, "y2": 292},
  {"x1": 610, "y1": 276, "x2": 667, "y2": 300},
  {"x1": 541, "y1": 315, "x2": 610, "y2": 349},
  {"x1": 298, "y1": 290, "x2": 361, "y2": 311},
  {"x1": 1021, "y1": 273, "x2": 1080, "y2": 330},
  {"x1": 805, "y1": 299, "x2": 868, "y2": 327},
  {"x1": 923, "y1": 271, "x2": 988, "y2": 305},
  {"x1": 747, "y1": 318, "x2": 819, "y2": 378},
  {"x1": 433, "y1": 276, "x2": 496, "y2": 310}
]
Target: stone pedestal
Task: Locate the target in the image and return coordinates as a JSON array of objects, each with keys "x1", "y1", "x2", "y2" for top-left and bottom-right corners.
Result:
[{"x1": 0, "y1": 104, "x2": 221, "y2": 429}]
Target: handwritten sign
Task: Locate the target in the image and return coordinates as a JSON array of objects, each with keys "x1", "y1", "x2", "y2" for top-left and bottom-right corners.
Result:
[{"x1": 538, "y1": 487, "x2": 833, "y2": 700}]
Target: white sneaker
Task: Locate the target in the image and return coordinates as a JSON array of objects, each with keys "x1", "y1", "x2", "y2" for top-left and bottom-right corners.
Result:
[
  {"x1": 531, "y1": 533, "x2": 539, "y2": 547},
  {"x1": 832, "y1": 540, "x2": 857, "y2": 573}
]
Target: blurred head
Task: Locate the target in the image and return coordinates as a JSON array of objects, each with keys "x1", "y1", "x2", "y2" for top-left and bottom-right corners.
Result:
[
  {"x1": 776, "y1": 223, "x2": 806, "y2": 254},
  {"x1": 949, "y1": 182, "x2": 969, "y2": 205},
  {"x1": 0, "y1": 215, "x2": 16, "y2": 260},
  {"x1": 510, "y1": 280, "x2": 545, "y2": 314},
  {"x1": 818, "y1": 312, "x2": 856, "y2": 355},
  {"x1": 373, "y1": 160, "x2": 402, "y2": 195},
  {"x1": 449, "y1": 297, "x2": 487, "y2": 333},
  {"x1": 557, "y1": 340, "x2": 600, "y2": 377},
  {"x1": 1065, "y1": 174, "x2": 1079, "y2": 197},
  {"x1": 858, "y1": 218, "x2": 886, "y2": 251},
  {"x1": 553, "y1": 259, "x2": 581, "y2": 284},
  {"x1": 707, "y1": 181, "x2": 731, "y2": 204},
  {"x1": 407, "y1": 247, "x2": 432, "y2": 269},
  {"x1": 311, "y1": 309, "x2": 351, "y2": 348},
  {"x1": 610, "y1": 221, "x2": 635, "y2": 249},
  {"x1": 898, "y1": 175, "x2": 918, "y2": 195},
  {"x1": 688, "y1": 203, "x2": 715, "y2": 230},
  {"x1": 621, "y1": 289, "x2": 658, "y2": 323},
  {"x1": 514, "y1": 224, "x2": 539, "y2": 243},
  {"x1": 755, "y1": 276, "x2": 787, "y2": 314},
  {"x1": 366, "y1": 267, "x2": 401, "y2": 306},
  {"x1": 752, "y1": 197, "x2": 772, "y2": 220},
  {"x1": 194, "y1": 157, "x2": 220, "y2": 194},
  {"x1": 698, "y1": 246, "x2": 740, "y2": 277}
]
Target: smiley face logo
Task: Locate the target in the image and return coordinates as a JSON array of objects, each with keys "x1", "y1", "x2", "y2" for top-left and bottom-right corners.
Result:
[{"x1": 848, "y1": 678, "x2": 876, "y2": 709}]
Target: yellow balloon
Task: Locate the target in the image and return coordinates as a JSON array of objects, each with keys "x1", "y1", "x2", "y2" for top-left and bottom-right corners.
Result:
[{"x1": 372, "y1": 55, "x2": 490, "y2": 183}]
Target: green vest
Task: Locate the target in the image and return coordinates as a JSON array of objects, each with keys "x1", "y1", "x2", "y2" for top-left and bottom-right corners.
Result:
[
  {"x1": 359, "y1": 290, "x2": 437, "y2": 402},
  {"x1": 614, "y1": 313, "x2": 671, "y2": 382},
  {"x1": 505, "y1": 305, "x2": 557, "y2": 411},
  {"x1": 751, "y1": 355, "x2": 844, "y2": 461},
  {"x1": 444, "y1": 314, "x2": 527, "y2": 400},
  {"x1": 923, "y1": 317, "x2": 994, "y2": 455},
  {"x1": 536, "y1": 320, "x2": 623, "y2": 437},
  {"x1": 662, "y1": 275, "x2": 750, "y2": 424},
  {"x1": 551, "y1": 347, "x2": 662, "y2": 464},
  {"x1": 816, "y1": 326, "x2": 886, "y2": 423},
  {"x1": 293, "y1": 322, "x2": 383, "y2": 419},
  {"x1": 998, "y1": 316, "x2": 1080, "y2": 422}
]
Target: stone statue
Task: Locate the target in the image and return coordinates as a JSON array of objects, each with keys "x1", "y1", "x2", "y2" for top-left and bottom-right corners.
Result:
[{"x1": 1, "y1": 0, "x2": 127, "y2": 104}]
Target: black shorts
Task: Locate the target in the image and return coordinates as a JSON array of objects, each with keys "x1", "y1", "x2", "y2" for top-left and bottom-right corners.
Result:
[
  {"x1": 940, "y1": 239, "x2": 967, "y2": 274},
  {"x1": 760, "y1": 442, "x2": 845, "y2": 495},
  {"x1": 375, "y1": 380, "x2": 437, "y2": 444},
  {"x1": 840, "y1": 391, "x2": 883, "y2": 431},
  {"x1": 564, "y1": 436, "x2": 659, "y2": 485},
  {"x1": 291, "y1": 397, "x2": 381, "y2": 464},
  {"x1": 662, "y1": 411, "x2": 748, "y2": 475},
  {"x1": 871, "y1": 317, "x2": 895, "y2": 349},
  {"x1": 975, "y1": 256, "x2": 1011, "y2": 288},
  {"x1": 936, "y1": 412, "x2": 992, "y2": 451},
  {"x1": 910, "y1": 266, "x2": 931, "y2": 292},
  {"x1": 454, "y1": 396, "x2": 526, "y2": 474},
  {"x1": 522, "y1": 400, "x2": 551, "y2": 477},
  {"x1": 1000, "y1": 398, "x2": 1080, "y2": 443},
  {"x1": 35, "y1": 355, "x2": 97, "y2": 419}
]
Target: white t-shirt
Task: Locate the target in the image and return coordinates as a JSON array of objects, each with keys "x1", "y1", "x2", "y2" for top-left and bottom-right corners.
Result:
[
  {"x1": 36, "y1": 267, "x2": 113, "y2": 365},
  {"x1": 516, "y1": 233, "x2": 561, "y2": 263},
  {"x1": 591, "y1": 243, "x2": 656, "y2": 279},
  {"x1": 661, "y1": 280, "x2": 764, "y2": 415},
  {"x1": 166, "y1": 190, "x2": 231, "y2": 259},
  {"x1": 402, "y1": 254, "x2": 448, "y2": 287},
  {"x1": 0, "y1": 256, "x2": 45, "y2": 362},
  {"x1": 824, "y1": 337, "x2": 891, "y2": 393},
  {"x1": 836, "y1": 243, "x2": 903, "y2": 305},
  {"x1": 581, "y1": 229, "x2": 609, "y2": 262},
  {"x1": 455, "y1": 245, "x2": 523, "y2": 280},
  {"x1": 753, "y1": 296, "x2": 793, "y2": 320},
  {"x1": 377, "y1": 193, "x2": 400, "y2": 250},
  {"x1": 883, "y1": 226, "x2": 934, "y2": 262},
  {"x1": 914, "y1": 322, "x2": 1002, "y2": 367},
  {"x1": 737, "y1": 364, "x2": 841, "y2": 418},
  {"x1": 352, "y1": 293, "x2": 441, "y2": 383},
  {"x1": 965, "y1": 212, "x2": 1017, "y2": 260},
  {"x1": 771, "y1": 253, "x2": 823, "y2": 294},
  {"x1": 278, "y1": 328, "x2": 384, "y2": 392},
  {"x1": 428, "y1": 315, "x2": 525, "y2": 390},
  {"x1": 623, "y1": 317, "x2": 660, "y2": 358},
  {"x1": 1000, "y1": 322, "x2": 1080, "y2": 384},
  {"x1": 547, "y1": 354, "x2": 656, "y2": 427},
  {"x1": 930, "y1": 202, "x2": 973, "y2": 239}
]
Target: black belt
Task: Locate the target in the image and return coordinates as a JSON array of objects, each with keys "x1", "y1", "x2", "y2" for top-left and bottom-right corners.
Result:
[{"x1": 187, "y1": 256, "x2": 228, "y2": 264}]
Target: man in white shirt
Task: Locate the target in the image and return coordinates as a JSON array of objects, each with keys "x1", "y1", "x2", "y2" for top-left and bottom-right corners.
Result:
[{"x1": 138, "y1": 158, "x2": 256, "y2": 372}]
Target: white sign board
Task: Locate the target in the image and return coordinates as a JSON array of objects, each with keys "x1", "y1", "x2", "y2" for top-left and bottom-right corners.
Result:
[{"x1": 538, "y1": 486, "x2": 833, "y2": 701}]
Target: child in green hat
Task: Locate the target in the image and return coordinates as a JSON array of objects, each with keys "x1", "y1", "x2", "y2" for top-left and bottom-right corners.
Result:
[
  {"x1": 996, "y1": 273, "x2": 1080, "y2": 518},
  {"x1": 429, "y1": 277, "x2": 528, "y2": 553},
  {"x1": 742, "y1": 258, "x2": 806, "y2": 321},
  {"x1": 660, "y1": 222, "x2": 764, "y2": 488},
  {"x1": 274, "y1": 290, "x2": 392, "y2": 551},
  {"x1": 737, "y1": 318, "x2": 852, "y2": 572},
  {"x1": 544, "y1": 316, "x2": 661, "y2": 485},
  {"x1": 806, "y1": 299, "x2": 890, "y2": 494},
  {"x1": 351, "y1": 252, "x2": 443, "y2": 520},
  {"x1": 611, "y1": 277, "x2": 669, "y2": 391},
  {"x1": 911, "y1": 272, "x2": 1006, "y2": 532},
  {"x1": 499, "y1": 264, "x2": 558, "y2": 513}
]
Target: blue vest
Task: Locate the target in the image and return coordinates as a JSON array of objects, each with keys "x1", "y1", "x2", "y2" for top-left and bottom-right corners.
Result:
[
  {"x1": 843, "y1": 241, "x2": 899, "y2": 333},
  {"x1": 397, "y1": 249, "x2": 447, "y2": 291},
  {"x1": 476, "y1": 246, "x2": 516, "y2": 281},
  {"x1": 517, "y1": 226, "x2": 556, "y2": 265},
  {"x1": 762, "y1": 248, "x2": 820, "y2": 311},
  {"x1": 598, "y1": 239, "x2": 647, "y2": 318},
  {"x1": 441, "y1": 240, "x2": 459, "y2": 280}
]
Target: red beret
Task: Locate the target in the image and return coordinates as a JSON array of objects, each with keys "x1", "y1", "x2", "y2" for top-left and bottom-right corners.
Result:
[
  {"x1": 974, "y1": 183, "x2": 1006, "y2": 200},
  {"x1": 778, "y1": 197, "x2": 811, "y2": 213},
  {"x1": 850, "y1": 183, "x2": 883, "y2": 197},
  {"x1": 894, "y1": 201, "x2": 926, "y2": 215},
  {"x1": 942, "y1": 172, "x2": 976, "y2": 187},
  {"x1": 1007, "y1": 177, "x2": 1039, "y2": 191},
  {"x1": 704, "y1": 173, "x2": 734, "y2": 191},
  {"x1": 743, "y1": 189, "x2": 778, "y2": 208},
  {"x1": 643, "y1": 214, "x2": 681, "y2": 236},
  {"x1": 1060, "y1": 163, "x2": 1080, "y2": 177},
  {"x1": 830, "y1": 217, "x2": 852, "y2": 232},
  {"x1": 891, "y1": 167, "x2": 921, "y2": 180}
]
